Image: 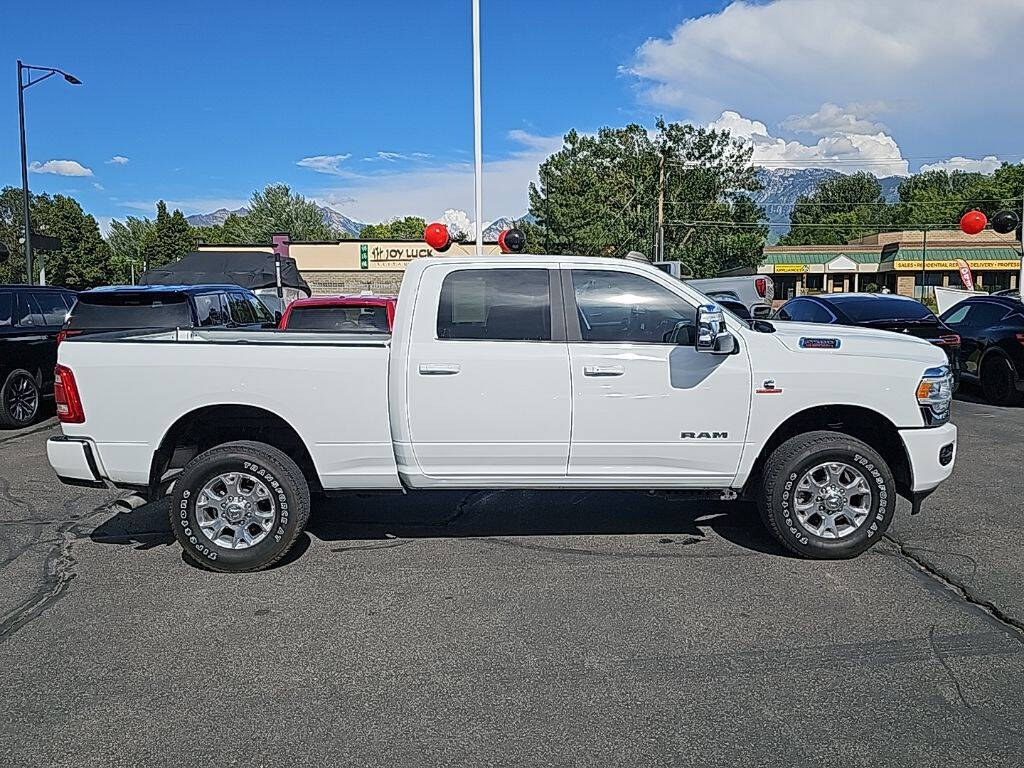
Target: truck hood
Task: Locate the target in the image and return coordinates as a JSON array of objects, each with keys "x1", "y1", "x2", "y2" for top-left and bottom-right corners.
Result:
[{"x1": 765, "y1": 321, "x2": 948, "y2": 367}]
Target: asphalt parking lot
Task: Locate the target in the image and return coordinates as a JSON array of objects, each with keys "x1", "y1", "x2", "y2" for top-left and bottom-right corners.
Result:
[{"x1": 1, "y1": 397, "x2": 1023, "y2": 767}]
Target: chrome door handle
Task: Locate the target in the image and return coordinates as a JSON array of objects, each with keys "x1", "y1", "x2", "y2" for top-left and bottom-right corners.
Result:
[
  {"x1": 418, "y1": 363, "x2": 461, "y2": 375},
  {"x1": 583, "y1": 365, "x2": 624, "y2": 377}
]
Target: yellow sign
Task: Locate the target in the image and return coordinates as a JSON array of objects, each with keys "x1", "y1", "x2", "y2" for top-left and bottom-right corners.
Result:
[
  {"x1": 893, "y1": 259, "x2": 1022, "y2": 271},
  {"x1": 773, "y1": 264, "x2": 808, "y2": 273}
]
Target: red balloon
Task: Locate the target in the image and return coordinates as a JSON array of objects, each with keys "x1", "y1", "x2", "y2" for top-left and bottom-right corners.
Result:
[
  {"x1": 960, "y1": 210, "x2": 987, "y2": 235},
  {"x1": 423, "y1": 222, "x2": 451, "y2": 252}
]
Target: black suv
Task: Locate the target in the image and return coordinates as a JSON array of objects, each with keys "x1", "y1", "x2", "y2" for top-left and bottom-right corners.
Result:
[
  {"x1": 63, "y1": 284, "x2": 275, "y2": 340},
  {"x1": 0, "y1": 285, "x2": 77, "y2": 427},
  {"x1": 939, "y1": 295, "x2": 1024, "y2": 405}
]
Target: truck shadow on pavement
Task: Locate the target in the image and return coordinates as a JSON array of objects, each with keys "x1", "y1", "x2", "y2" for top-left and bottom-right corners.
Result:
[{"x1": 89, "y1": 489, "x2": 790, "y2": 569}]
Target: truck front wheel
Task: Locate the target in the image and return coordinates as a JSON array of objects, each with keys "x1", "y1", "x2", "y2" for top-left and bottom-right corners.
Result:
[
  {"x1": 170, "y1": 440, "x2": 311, "y2": 572},
  {"x1": 758, "y1": 431, "x2": 895, "y2": 559}
]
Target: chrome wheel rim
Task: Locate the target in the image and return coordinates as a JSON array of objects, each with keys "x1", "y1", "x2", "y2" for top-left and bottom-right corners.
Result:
[
  {"x1": 4, "y1": 373, "x2": 39, "y2": 425},
  {"x1": 195, "y1": 472, "x2": 277, "y2": 549},
  {"x1": 793, "y1": 461, "x2": 873, "y2": 539}
]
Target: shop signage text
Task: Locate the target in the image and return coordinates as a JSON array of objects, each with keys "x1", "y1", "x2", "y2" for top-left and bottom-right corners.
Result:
[
  {"x1": 893, "y1": 259, "x2": 1022, "y2": 271},
  {"x1": 774, "y1": 264, "x2": 808, "y2": 273}
]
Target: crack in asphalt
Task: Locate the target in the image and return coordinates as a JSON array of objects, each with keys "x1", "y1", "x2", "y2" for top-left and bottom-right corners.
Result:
[
  {"x1": 884, "y1": 534, "x2": 1024, "y2": 642},
  {"x1": 927, "y1": 625, "x2": 1024, "y2": 737},
  {"x1": 0, "y1": 494, "x2": 122, "y2": 643}
]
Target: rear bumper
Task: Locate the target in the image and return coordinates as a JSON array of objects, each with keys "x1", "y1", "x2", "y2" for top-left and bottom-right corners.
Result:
[
  {"x1": 898, "y1": 423, "x2": 957, "y2": 494},
  {"x1": 46, "y1": 437, "x2": 106, "y2": 488}
]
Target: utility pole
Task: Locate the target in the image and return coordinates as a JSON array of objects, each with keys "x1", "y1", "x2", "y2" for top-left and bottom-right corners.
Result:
[{"x1": 656, "y1": 152, "x2": 665, "y2": 261}]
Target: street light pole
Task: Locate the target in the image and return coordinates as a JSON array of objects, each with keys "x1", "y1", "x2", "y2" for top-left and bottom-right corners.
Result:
[
  {"x1": 17, "y1": 62, "x2": 33, "y2": 285},
  {"x1": 16, "y1": 60, "x2": 82, "y2": 286},
  {"x1": 471, "y1": 0, "x2": 483, "y2": 256}
]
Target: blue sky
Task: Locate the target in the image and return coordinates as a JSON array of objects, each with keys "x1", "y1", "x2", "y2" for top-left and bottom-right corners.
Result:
[{"x1": 6, "y1": 0, "x2": 1024, "y2": 232}]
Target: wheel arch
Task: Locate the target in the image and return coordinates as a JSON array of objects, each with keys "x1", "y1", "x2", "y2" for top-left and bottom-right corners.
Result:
[
  {"x1": 741, "y1": 404, "x2": 913, "y2": 499},
  {"x1": 149, "y1": 404, "x2": 321, "y2": 497}
]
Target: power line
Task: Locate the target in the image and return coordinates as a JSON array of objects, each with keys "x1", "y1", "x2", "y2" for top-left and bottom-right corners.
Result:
[{"x1": 665, "y1": 197, "x2": 1023, "y2": 208}]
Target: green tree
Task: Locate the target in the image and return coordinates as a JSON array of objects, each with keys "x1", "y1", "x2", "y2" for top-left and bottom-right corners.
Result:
[
  {"x1": 779, "y1": 172, "x2": 890, "y2": 245},
  {"x1": 107, "y1": 215, "x2": 156, "y2": 283},
  {"x1": 236, "y1": 184, "x2": 338, "y2": 242},
  {"x1": 0, "y1": 186, "x2": 28, "y2": 284},
  {"x1": 528, "y1": 118, "x2": 766, "y2": 276},
  {"x1": 144, "y1": 201, "x2": 196, "y2": 269},
  {"x1": 359, "y1": 216, "x2": 427, "y2": 239}
]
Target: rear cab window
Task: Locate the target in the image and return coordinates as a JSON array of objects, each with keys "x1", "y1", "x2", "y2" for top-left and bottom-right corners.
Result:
[
  {"x1": 194, "y1": 293, "x2": 231, "y2": 327},
  {"x1": 227, "y1": 293, "x2": 257, "y2": 325},
  {"x1": 67, "y1": 292, "x2": 192, "y2": 329},
  {"x1": 287, "y1": 305, "x2": 391, "y2": 332},
  {"x1": 436, "y1": 268, "x2": 551, "y2": 341}
]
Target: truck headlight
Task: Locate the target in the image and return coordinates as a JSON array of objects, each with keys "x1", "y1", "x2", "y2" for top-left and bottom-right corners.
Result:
[{"x1": 917, "y1": 365, "x2": 953, "y2": 425}]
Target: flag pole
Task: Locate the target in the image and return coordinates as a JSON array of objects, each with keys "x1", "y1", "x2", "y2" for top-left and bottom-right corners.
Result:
[{"x1": 472, "y1": 0, "x2": 483, "y2": 255}]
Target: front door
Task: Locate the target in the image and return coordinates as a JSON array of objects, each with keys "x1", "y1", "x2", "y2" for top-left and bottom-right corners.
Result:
[
  {"x1": 406, "y1": 264, "x2": 571, "y2": 479},
  {"x1": 565, "y1": 267, "x2": 752, "y2": 485}
]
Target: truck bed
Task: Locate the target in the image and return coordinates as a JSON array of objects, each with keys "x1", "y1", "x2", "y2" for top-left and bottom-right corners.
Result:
[{"x1": 57, "y1": 328, "x2": 401, "y2": 490}]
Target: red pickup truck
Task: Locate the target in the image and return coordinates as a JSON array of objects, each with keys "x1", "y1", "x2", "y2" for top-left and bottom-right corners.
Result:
[{"x1": 279, "y1": 294, "x2": 397, "y2": 332}]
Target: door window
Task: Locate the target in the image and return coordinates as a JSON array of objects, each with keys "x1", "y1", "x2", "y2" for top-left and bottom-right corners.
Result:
[
  {"x1": 437, "y1": 268, "x2": 551, "y2": 341},
  {"x1": 247, "y1": 295, "x2": 274, "y2": 324},
  {"x1": 194, "y1": 293, "x2": 231, "y2": 327},
  {"x1": 30, "y1": 291, "x2": 71, "y2": 326},
  {"x1": 227, "y1": 293, "x2": 257, "y2": 325},
  {"x1": 784, "y1": 299, "x2": 834, "y2": 323},
  {"x1": 0, "y1": 292, "x2": 11, "y2": 327},
  {"x1": 966, "y1": 302, "x2": 1009, "y2": 327},
  {"x1": 571, "y1": 270, "x2": 695, "y2": 343},
  {"x1": 941, "y1": 305, "x2": 971, "y2": 326}
]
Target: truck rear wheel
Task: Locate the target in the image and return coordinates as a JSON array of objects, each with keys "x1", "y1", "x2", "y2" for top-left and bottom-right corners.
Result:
[
  {"x1": 758, "y1": 431, "x2": 895, "y2": 559},
  {"x1": 170, "y1": 440, "x2": 311, "y2": 572}
]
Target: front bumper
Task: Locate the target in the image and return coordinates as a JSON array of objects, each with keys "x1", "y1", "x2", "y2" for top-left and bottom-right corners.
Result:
[
  {"x1": 46, "y1": 437, "x2": 106, "y2": 488},
  {"x1": 898, "y1": 422, "x2": 957, "y2": 494}
]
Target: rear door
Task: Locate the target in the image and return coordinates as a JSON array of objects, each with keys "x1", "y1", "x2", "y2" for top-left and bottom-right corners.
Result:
[
  {"x1": 405, "y1": 263, "x2": 571, "y2": 478},
  {"x1": 564, "y1": 265, "x2": 752, "y2": 484}
]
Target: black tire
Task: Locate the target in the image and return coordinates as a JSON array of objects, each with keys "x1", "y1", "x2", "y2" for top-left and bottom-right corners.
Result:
[
  {"x1": 0, "y1": 369, "x2": 41, "y2": 428},
  {"x1": 980, "y1": 353, "x2": 1024, "y2": 406},
  {"x1": 170, "y1": 440, "x2": 311, "y2": 572},
  {"x1": 758, "y1": 431, "x2": 895, "y2": 559}
]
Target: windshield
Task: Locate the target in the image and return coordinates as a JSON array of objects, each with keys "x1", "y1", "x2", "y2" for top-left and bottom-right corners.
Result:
[
  {"x1": 831, "y1": 297, "x2": 933, "y2": 323},
  {"x1": 67, "y1": 293, "x2": 191, "y2": 329},
  {"x1": 285, "y1": 305, "x2": 391, "y2": 332}
]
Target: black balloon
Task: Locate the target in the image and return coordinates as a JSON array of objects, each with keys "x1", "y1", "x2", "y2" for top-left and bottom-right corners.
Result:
[{"x1": 991, "y1": 209, "x2": 1020, "y2": 234}]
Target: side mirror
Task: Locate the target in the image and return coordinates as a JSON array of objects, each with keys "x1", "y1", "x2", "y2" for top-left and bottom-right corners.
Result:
[{"x1": 696, "y1": 303, "x2": 736, "y2": 354}]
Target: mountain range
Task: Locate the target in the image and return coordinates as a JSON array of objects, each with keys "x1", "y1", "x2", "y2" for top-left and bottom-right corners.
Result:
[{"x1": 185, "y1": 169, "x2": 904, "y2": 245}]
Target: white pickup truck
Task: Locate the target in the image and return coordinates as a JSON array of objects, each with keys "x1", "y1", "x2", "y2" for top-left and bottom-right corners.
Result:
[{"x1": 47, "y1": 254, "x2": 957, "y2": 572}]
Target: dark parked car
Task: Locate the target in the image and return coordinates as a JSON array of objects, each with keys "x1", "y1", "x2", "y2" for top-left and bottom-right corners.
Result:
[
  {"x1": 0, "y1": 285, "x2": 77, "y2": 427},
  {"x1": 61, "y1": 284, "x2": 275, "y2": 341},
  {"x1": 939, "y1": 295, "x2": 1024, "y2": 405},
  {"x1": 772, "y1": 293, "x2": 961, "y2": 377}
]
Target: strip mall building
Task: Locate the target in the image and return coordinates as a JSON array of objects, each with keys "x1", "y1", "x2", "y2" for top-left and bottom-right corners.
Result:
[
  {"x1": 756, "y1": 229, "x2": 1022, "y2": 301},
  {"x1": 198, "y1": 228, "x2": 1022, "y2": 300}
]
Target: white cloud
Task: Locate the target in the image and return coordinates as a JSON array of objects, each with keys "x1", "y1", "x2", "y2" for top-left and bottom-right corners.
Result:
[
  {"x1": 709, "y1": 109, "x2": 909, "y2": 177},
  {"x1": 29, "y1": 159, "x2": 93, "y2": 177},
  {"x1": 441, "y1": 209, "x2": 474, "y2": 237},
  {"x1": 920, "y1": 155, "x2": 1002, "y2": 174},
  {"x1": 93, "y1": 182, "x2": 105, "y2": 191},
  {"x1": 107, "y1": 155, "x2": 130, "y2": 165},
  {"x1": 781, "y1": 103, "x2": 888, "y2": 137},
  {"x1": 626, "y1": 1, "x2": 1024, "y2": 152},
  {"x1": 296, "y1": 154, "x2": 351, "y2": 176}
]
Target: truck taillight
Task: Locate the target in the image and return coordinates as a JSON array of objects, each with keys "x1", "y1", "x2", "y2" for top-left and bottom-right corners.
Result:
[
  {"x1": 54, "y1": 364, "x2": 85, "y2": 423},
  {"x1": 755, "y1": 277, "x2": 767, "y2": 298},
  {"x1": 56, "y1": 329, "x2": 81, "y2": 345}
]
